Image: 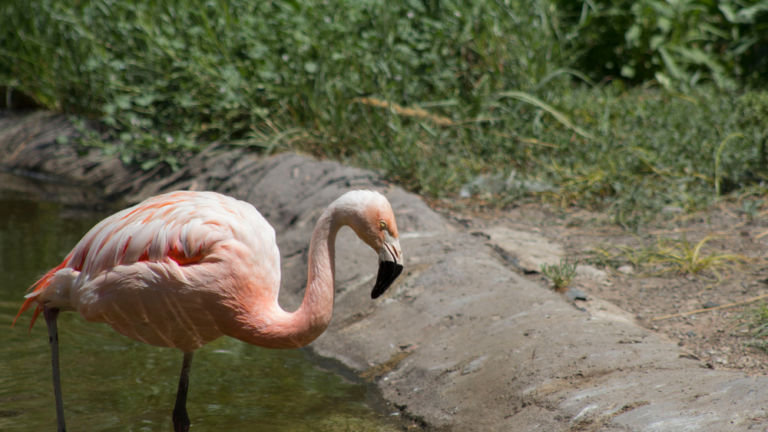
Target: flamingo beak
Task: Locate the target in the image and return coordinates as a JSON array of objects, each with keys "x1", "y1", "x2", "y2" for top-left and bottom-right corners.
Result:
[{"x1": 371, "y1": 236, "x2": 403, "y2": 299}]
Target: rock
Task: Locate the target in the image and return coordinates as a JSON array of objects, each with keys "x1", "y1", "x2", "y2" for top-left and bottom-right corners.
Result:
[
  {"x1": 461, "y1": 355, "x2": 488, "y2": 375},
  {"x1": 481, "y1": 226, "x2": 563, "y2": 273},
  {"x1": 565, "y1": 287, "x2": 589, "y2": 302},
  {"x1": 575, "y1": 264, "x2": 608, "y2": 284},
  {"x1": 617, "y1": 265, "x2": 634, "y2": 274}
]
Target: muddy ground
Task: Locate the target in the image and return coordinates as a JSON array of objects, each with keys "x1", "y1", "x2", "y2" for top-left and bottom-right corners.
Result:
[{"x1": 3, "y1": 111, "x2": 768, "y2": 431}]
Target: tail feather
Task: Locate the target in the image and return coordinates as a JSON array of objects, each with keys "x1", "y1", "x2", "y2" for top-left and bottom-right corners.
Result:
[{"x1": 13, "y1": 259, "x2": 70, "y2": 329}]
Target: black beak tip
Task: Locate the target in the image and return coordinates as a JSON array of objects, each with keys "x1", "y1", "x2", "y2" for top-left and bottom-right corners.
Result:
[{"x1": 371, "y1": 261, "x2": 404, "y2": 299}]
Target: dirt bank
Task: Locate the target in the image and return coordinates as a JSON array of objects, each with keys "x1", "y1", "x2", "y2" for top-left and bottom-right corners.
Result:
[{"x1": 3, "y1": 111, "x2": 768, "y2": 431}]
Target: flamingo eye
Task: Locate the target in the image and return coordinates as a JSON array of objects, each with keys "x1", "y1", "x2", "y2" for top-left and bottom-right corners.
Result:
[{"x1": 379, "y1": 220, "x2": 388, "y2": 231}]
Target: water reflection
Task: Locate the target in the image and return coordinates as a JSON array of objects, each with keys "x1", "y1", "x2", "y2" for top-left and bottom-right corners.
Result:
[{"x1": 0, "y1": 175, "x2": 398, "y2": 432}]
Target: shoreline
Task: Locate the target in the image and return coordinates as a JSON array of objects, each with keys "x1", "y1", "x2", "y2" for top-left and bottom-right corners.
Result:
[{"x1": 4, "y1": 111, "x2": 768, "y2": 431}]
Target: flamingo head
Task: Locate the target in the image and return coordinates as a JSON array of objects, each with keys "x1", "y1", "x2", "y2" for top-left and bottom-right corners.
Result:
[{"x1": 339, "y1": 190, "x2": 404, "y2": 299}]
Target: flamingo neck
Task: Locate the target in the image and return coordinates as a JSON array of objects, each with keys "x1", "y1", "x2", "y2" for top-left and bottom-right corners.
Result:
[
  {"x1": 243, "y1": 207, "x2": 342, "y2": 349},
  {"x1": 291, "y1": 208, "x2": 340, "y2": 345}
]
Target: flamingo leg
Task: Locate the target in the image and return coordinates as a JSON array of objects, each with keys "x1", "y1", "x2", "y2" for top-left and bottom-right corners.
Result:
[
  {"x1": 43, "y1": 306, "x2": 67, "y2": 432},
  {"x1": 173, "y1": 351, "x2": 194, "y2": 432}
]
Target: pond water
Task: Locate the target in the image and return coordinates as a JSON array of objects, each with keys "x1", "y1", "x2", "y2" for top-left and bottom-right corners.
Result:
[{"x1": 0, "y1": 174, "x2": 400, "y2": 432}]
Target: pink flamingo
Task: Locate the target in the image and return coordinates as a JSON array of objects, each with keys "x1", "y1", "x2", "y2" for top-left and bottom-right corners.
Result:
[{"x1": 14, "y1": 189, "x2": 403, "y2": 432}]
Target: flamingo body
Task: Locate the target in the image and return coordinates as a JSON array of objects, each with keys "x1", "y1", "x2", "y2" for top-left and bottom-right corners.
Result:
[
  {"x1": 15, "y1": 189, "x2": 404, "y2": 431},
  {"x1": 20, "y1": 191, "x2": 281, "y2": 352}
]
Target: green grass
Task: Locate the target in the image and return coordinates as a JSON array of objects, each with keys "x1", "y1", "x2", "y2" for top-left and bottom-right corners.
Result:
[{"x1": 2, "y1": 0, "x2": 768, "y2": 225}]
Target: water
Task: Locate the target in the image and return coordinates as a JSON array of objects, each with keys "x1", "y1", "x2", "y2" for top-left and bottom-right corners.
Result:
[{"x1": 0, "y1": 174, "x2": 399, "y2": 432}]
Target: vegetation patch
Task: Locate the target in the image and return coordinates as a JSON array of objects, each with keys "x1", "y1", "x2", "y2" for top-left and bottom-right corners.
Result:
[
  {"x1": 590, "y1": 235, "x2": 748, "y2": 280},
  {"x1": 541, "y1": 258, "x2": 578, "y2": 292},
  {"x1": 2, "y1": 0, "x2": 768, "y2": 224},
  {"x1": 746, "y1": 303, "x2": 768, "y2": 354}
]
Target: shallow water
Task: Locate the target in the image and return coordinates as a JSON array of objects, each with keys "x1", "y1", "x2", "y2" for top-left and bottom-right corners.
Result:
[{"x1": 0, "y1": 175, "x2": 399, "y2": 431}]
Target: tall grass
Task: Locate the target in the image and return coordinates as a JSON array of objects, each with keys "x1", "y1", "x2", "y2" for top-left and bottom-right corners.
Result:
[{"x1": 2, "y1": 0, "x2": 768, "y2": 224}]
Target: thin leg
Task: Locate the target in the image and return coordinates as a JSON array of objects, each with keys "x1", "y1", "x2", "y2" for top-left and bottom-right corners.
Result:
[
  {"x1": 43, "y1": 306, "x2": 66, "y2": 432},
  {"x1": 173, "y1": 351, "x2": 194, "y2": 432}
]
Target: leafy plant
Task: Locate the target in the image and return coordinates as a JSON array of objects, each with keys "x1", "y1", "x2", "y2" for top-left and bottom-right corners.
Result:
[
  {"x1": 558, "y1": 0, "x2": 768, "y2": 90},
  {"x1": 541, "y1": 259, "x2": 578, "y2": 291}
]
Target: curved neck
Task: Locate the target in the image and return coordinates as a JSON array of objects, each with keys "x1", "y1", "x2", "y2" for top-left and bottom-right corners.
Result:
[
  {"x1": 238, "y1": 207, "x2": 342, "y2": 349},
  {"x1": 293, "y1": 208, "x2": 339, "y2": 343}
]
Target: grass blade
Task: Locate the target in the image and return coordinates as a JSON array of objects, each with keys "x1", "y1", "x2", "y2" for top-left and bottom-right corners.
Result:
[{"x1": 496, "y1": 90, "x2": 594, "y2": 140}]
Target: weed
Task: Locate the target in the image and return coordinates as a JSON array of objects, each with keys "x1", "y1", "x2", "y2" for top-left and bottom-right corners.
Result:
[
  {"x1": 740, "y1": 198, "x2": 765, "y2": 224},
  {"x1": 745, "y1": 303, "x2": 768, "y2": 354},
  {"x1": 648, "y1": 236, "x2": 747, "y2": 278},
  {"x1": 589, "y1": 243, "x2": 650, "y2": 272},
  {"x1": 714, "y1": 133, "x2": 745, "y2": 198},
  {"x1": 593, "y1": 236, "x2": 747, "y2": 279},
  {"x1": 495, "y1": 90, "x2": 594, "y2": 140},
  {"x1": 541, "y1": 259, "x2": 578, "y2": 292}
]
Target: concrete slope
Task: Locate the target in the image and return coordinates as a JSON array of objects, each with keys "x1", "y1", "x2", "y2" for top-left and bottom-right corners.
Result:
[{"x1": 2, "y1": 112, "x2": 767, "y2": 431}]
